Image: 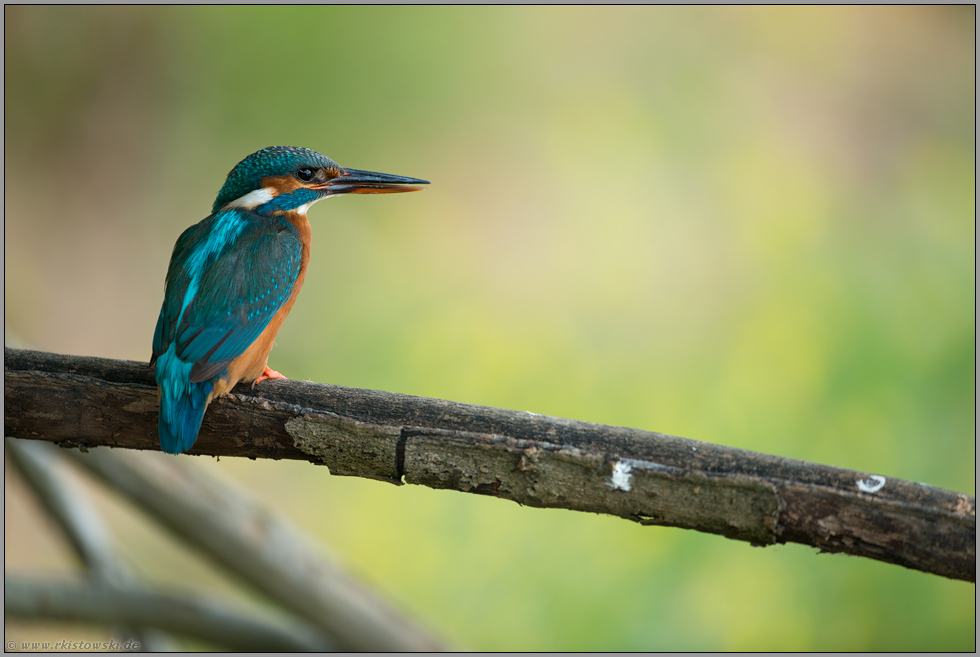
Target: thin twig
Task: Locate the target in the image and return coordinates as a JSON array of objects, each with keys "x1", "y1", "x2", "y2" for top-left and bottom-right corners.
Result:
[
  {"x1": 4, "y1": 575, "x2": 333, "y2": 652},
  {"x1": 4, "y1": 347, "x2": 975, "y2": 582}
]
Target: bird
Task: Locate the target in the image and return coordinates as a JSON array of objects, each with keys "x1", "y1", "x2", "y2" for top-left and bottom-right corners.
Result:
[{"x1": 150, "y1": 146, "x2": 428, "y2": 454}]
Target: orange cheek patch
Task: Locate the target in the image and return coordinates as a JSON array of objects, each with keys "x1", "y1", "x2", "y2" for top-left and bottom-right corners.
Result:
[{"x1": 260, "y1": 175, "x2": 305, "y2": 195}]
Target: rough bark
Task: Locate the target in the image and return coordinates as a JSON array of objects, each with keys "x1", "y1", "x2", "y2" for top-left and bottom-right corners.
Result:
[{"x1": 4, "y1": 347, "x2": 975, "y2": 583}]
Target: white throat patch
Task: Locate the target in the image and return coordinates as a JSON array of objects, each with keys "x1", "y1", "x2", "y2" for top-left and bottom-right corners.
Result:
[{"x1": 294, "y1": 195, "x2": 335, "y2": 216}]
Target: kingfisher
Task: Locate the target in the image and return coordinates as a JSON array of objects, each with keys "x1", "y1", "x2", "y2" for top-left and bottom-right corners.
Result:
[{"x1": 150, "y1": 146, "x2": 428, "y2": 454}]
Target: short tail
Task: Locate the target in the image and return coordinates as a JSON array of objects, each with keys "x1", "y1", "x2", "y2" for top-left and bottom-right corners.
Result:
[{"x1": 156, "y1": 346, "x2": 214, "y2": 454}]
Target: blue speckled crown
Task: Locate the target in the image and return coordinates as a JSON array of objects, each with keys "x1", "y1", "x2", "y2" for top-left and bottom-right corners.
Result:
[{"x1": 212, "y1": 146, "x2": 339, "y2": 213}]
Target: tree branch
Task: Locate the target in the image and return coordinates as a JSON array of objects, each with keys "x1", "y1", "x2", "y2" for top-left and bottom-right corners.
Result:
[
  {"x1": 4, "y1": 347, "x2": 975, "y2": 582},
  {"x1": 5, "y1": 438, "x2": 178, "y2": 651},
  {"x1": 4, "y1": 576, "x2": 333, "y2": 652},
  {"x1": 59, "y1": 443, "x2": 448, "y2": 652},
  {"x1": 5, "y1": 438, "x2": 131, "y2": 583}
]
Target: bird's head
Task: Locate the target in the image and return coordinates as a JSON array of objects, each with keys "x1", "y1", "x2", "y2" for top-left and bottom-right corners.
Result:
[{"x1": 213, "y1": 146, "x2": 429, "y2": 216}]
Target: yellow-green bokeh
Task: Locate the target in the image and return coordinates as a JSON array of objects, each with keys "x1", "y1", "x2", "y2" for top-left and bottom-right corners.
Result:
[{"x1": 4, "y1": 6, "x2": 974, "y2": 650}]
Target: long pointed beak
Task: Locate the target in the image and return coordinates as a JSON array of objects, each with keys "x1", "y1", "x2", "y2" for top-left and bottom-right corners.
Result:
[{"x1": 313, "y1": 168, "x2": 430, "y2": 195}]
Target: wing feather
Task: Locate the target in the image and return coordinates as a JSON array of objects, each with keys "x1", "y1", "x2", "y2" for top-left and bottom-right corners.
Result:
[{"x1": 154, "y1": 210, "x2": 303, "y2": 383}]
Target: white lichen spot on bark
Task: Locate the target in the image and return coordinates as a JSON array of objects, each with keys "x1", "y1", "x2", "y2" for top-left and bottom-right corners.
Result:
[{"x1": 856, "y1": 474, "x2": 886, "y2": 493}]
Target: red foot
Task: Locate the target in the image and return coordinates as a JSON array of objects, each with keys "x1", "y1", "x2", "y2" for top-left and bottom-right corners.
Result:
[{"x1": 252, "y1": 366, "x2": 288, "y2": 388}]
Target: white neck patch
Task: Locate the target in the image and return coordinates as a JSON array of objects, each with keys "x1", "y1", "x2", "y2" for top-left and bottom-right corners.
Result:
[{"x1": 223, "y1": 187, "x2": 275, "y2": 210}]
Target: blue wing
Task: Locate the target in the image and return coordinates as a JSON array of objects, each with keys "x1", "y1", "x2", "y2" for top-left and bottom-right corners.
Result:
[
  {"x1": 152, "y1": 209, "x2": 302, "y2": 453},
  {"x1": 153, "y1": 209, "x2": 303, "y2": 380}
]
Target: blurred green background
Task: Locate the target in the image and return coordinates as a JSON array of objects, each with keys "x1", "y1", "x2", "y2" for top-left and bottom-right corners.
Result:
[{"x1": 4, "y1": 5, "x2": 975, "y2": 651}]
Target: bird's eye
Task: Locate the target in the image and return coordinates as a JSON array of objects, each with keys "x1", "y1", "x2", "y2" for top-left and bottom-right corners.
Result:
[{"x1": 296, "y1": 168, "x2": 315, "y2": 182}]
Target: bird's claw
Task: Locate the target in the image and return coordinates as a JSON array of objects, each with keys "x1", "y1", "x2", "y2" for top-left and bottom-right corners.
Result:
[{"x1": 252, "y1": 366, "x2": 288, "y2": 387}]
